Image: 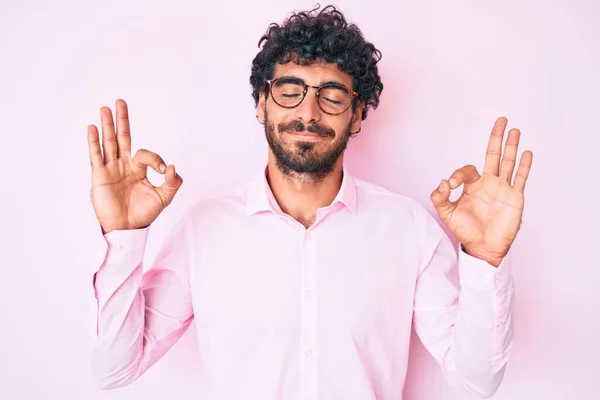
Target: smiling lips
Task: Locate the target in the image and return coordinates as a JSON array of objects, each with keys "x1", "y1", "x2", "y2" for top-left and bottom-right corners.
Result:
[{"x1": 286, "y1": 130, "x2": 327, "y2": 139}]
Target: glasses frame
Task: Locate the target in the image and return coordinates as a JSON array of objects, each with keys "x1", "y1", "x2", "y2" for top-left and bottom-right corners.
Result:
[{"x1": 266, "y1": 77, "x2": 359, "y2": 116}]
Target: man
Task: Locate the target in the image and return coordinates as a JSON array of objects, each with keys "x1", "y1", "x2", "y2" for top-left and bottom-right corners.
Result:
[{"x1": 87, "y1": 5, "x2": 533, "y2": 400}]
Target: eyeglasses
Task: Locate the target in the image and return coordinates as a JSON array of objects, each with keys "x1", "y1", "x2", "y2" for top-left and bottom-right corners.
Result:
[{"x1": 266, "y1": 77, "x2": 358, "y2": 115}]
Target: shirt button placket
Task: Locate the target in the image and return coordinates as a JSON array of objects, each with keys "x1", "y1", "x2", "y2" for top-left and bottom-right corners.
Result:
[{"x1": 300, "y1": 230, "x2": 318, "y2": 400}]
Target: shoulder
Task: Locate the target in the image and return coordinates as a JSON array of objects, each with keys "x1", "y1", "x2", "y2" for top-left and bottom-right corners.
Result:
[
  {"x1": 352, "y1": 176, "x2": 449, "y2": 240},
  {"x1": 183, "y1": 184, "x2": 249, "y2": 223},
  {"x1": 353, "y1": 177, "x2": 431, "y2": 220}
]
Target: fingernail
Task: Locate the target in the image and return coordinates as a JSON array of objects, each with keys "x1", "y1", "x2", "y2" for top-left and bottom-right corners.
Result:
[
  {"x1": 160, "y1": 164, "x2": 166, "y2": 172},
  {"x1": 449, "y1": 179, "x2": 456, "y2": 187},
  {"x1": 438, "y1": 181, "x2": 444, "y2": 192}
]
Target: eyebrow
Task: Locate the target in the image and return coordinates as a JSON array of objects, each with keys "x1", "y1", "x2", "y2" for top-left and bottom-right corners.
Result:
[{"x1": 274, "y1": 75, "x2": 350, "y2": 88}]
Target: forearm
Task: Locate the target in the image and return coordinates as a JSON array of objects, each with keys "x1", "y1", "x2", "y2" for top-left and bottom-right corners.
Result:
[
  {"x1": 91, "y1": 230, "x2": 149, "y2": 389},
  {"x1": 89, "y1": 226, "x2": 195, "y2": 389},
  {"x1": 444, "y1": 250, "x2": 515, "y2": 398}
]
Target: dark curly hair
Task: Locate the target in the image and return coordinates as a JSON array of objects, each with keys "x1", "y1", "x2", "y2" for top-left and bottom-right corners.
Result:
[{"x1": 249, "y1": 4, "x2": 383, "y2": 121}]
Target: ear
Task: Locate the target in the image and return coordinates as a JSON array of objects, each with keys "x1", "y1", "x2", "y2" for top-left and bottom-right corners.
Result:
[
  {"x1": 349, "y1": 102, "x2": 364, "y2": 134},
  {"x1": 256, "y1": 90, "x2": 267, "y2": 123}
]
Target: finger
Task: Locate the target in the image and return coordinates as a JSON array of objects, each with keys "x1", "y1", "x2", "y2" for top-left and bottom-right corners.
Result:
[
  {"x1": 100, "y1": 106, "x2": 118, "y2": 163},
  {"x1": 132, "y1": 149, "x2": 167, "y2": 174},
  {"x1": 156, "y1": 165, "x2": 183, "y2": 206},
  {"x1": 499, "y1": 128, "x2": 521, "y2": 182},
  {"x1": 87, "y1": 124, "x2": 103, "y2": 170},
  {"x1": 483, "y1": 117, "x2": 508, "y2": 175},
  {"x1": 448, "y1": 165, "x2": 480, "y2": 189},
  {"x1": 115, "y1": 99, "x2": 132, "y2": 156},
  {"x1": 513, "y1": 150, "x2": 533, "y2": 192},
  {"x1": 430, "y1": 179, "x2": 455, "y2": 220}
]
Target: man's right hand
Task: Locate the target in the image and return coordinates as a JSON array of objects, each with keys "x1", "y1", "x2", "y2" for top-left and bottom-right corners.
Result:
[{"x1": 87, "y1": 99, "x2": 183, "y2": 234}]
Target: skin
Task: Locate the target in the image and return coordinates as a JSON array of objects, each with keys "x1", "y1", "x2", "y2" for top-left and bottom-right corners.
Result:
[
  {"x1": 87, "y1": 103, "x2": 183, "y2": 235},
  {"x1": 255, "y1": 60, "x2": 363, "y2": 228},
  {"x1": 87, "y1": 59, "x2": 533, "y2": 267},
  {"x1": 429, "y1": 117, "x2": 533, "y2": 266}
]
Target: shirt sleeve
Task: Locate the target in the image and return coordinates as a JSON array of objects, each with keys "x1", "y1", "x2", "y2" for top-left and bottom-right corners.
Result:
[
  {"x1": 411, "y1": 203, "x2": 515, "y2": 399},
  {"x1": 89, "y1": 212, "x2": 195, "y2": 389}
]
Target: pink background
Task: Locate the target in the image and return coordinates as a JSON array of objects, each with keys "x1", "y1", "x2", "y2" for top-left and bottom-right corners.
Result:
[{"x1": 0, "y1": 0, "x2": 597, "y2": 398}]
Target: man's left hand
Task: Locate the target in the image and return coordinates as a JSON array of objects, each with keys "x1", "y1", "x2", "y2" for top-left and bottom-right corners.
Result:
[{"x1": 430, "y1": 117, "x2": 534, "y2": 267}]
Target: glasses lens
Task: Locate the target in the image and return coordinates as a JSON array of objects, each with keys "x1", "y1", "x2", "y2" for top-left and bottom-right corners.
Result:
[
  {"x1": 318, "y1": 85, "x2": 353, "y2": 114},
  {"x1": 271, "y1": 80, "x2": 305, "y2": 107}
]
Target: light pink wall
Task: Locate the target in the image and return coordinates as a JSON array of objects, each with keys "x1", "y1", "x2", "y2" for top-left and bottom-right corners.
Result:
[{"x1": 0, "y1": 0, "x2": 597, "y2": 398}]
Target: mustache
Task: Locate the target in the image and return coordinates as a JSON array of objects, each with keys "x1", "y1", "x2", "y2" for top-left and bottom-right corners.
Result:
[{"x1": 278, "y1": 120, "x2": 335, "y2": 138}]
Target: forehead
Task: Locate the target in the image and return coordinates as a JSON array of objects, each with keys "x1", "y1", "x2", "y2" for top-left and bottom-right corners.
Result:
[{"x1": 272, "y1": 60, "x2": 354, "y2": 89}]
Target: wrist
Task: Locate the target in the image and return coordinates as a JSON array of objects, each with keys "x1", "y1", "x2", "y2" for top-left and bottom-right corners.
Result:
[{"x1": 461, "y1": 244, "x2": 504, "y2": 267}]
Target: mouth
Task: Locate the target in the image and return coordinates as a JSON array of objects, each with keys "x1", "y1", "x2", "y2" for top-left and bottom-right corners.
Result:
[{"x1": 285, "y1": 130, "x2": 327, "y2": 139}]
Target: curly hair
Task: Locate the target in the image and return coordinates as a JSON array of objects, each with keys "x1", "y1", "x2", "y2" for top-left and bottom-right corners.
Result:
[{"x1": 249, "y1": 4, "x2": 383, "y2": 121}]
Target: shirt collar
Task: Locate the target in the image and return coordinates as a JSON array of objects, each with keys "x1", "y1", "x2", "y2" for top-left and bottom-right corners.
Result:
[{"x1": 246, "y1": 165, "x2": 357, "y2": 215}]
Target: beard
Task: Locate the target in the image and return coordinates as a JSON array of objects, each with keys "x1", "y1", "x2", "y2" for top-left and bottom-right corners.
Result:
[{"x1": 264, "y1": 109, "x2": 353, "y2": 182}]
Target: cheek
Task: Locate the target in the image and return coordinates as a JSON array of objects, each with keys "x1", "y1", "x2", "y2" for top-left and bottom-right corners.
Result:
[
  {"x1": 265, "y1": 105, "x2": 289, "y2": 125},
  {"x1": 332, "y1": 116, "x2": 353, "y2": 135}
]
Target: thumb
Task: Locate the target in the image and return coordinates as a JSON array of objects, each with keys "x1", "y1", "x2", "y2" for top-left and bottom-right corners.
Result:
[
  {"x1": 430, "y1": 179, "x2": 455, "y2": 220},
  {"x1": 156, "y1": 164, "x2": 183, "y2": 206}
]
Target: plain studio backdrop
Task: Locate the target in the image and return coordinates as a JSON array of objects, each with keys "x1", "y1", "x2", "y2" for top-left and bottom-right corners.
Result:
[{"x1": 0, "y1": 0, "x2": 597, "y2": 398}]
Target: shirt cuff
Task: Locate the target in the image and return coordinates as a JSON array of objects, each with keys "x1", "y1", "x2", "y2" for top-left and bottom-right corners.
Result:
[
  {"x1": 458, "y1": 244, "x2": 512, "y2": 292},
  {"x1": 103, "y1": 227, "x2": 150, "y2": 266},
  {"x1": 91, "y1": 226, "x2": 151, "y2": 275}
]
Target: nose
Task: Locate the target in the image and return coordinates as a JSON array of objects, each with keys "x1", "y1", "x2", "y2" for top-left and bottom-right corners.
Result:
[{"x1": 293, "y1": 87, "x2": 321, "y2": 125}]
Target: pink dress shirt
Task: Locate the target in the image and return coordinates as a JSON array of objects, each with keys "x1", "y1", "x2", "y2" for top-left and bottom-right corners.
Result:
[{"x1": 89, "y1": 167, "x2": 514, "y2": 399}]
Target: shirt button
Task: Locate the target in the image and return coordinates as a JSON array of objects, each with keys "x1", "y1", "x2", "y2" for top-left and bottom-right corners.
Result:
[
  {"x1": 305, "y1": 290, "x2": 313, "y2": 298},
  {"x1": 305, "y1": 348, "x2": 313, "y2": 357},
  {"x1": 114, "y1": 244, "x2": 123, "y2": 251}
]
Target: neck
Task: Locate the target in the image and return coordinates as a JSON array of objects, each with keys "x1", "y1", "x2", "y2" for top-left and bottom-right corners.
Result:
[{"x1": 266, "y1": 156, "x2": 344, "y2": 228}]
